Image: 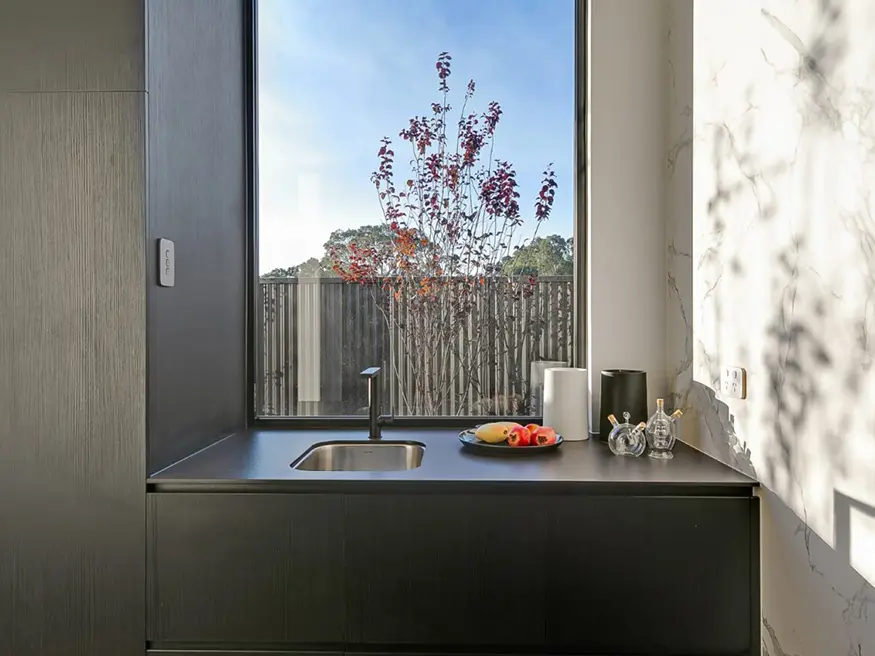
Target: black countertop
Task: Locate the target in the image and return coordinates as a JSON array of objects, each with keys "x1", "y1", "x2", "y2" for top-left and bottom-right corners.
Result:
[{"x1": 148, "y1": 428, "x2": 757, "y2": 495}]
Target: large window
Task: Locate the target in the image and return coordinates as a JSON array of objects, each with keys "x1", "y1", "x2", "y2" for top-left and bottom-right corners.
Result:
[{"x1": 256, "y1": 0, "x2": 580, "y2": 419}]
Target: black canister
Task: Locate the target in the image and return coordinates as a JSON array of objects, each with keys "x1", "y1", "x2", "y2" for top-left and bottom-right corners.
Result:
[{"x1": 598, "y1": 369, "x2": 648, "y2": 441}]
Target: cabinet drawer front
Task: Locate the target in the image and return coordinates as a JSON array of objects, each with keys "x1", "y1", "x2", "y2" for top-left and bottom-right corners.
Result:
[
  {"x1": 546, "y1": 496, "x2": 756, "y2": 655},
  {"x1": 346, "y1": 494, "x2": 548, "y2": 647},
  {"x1": 148, "y1": 493, "x2": 344, "y2": 645}
]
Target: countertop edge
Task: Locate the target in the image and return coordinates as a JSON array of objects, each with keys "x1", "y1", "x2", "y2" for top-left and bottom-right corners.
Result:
[{"x1": 146, "y1": 478, "x2": 758, "y2": 496}]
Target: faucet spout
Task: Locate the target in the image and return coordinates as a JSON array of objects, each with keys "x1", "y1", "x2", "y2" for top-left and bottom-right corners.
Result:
[{"x1": 360, "y1": 367, "x2": 393, "y2": 439}]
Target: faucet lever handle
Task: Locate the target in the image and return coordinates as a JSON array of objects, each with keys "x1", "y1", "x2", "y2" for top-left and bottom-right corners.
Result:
[{"x1": 360, "y1": 366, "x2": 381, "y2": 378}]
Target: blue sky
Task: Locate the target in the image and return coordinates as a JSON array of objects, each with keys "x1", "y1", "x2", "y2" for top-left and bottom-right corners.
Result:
[{"x1": 257, "y1": 0, "x2": 575, "y2": 273}]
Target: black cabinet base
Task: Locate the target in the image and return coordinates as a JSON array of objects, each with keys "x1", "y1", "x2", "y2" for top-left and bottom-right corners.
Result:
[{"x1": 149, "y1": 492, "x2": 760, "y2": 656}]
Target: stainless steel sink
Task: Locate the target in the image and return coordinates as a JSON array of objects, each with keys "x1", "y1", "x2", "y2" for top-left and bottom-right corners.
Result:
[{"x1": 291, "y1": 441, "x2": 425, "y2": 472}]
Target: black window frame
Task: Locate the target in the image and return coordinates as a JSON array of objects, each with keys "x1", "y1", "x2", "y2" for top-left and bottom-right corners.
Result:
[{"x1": 244, "y1": 0, "x2": 588, "y2": 429}]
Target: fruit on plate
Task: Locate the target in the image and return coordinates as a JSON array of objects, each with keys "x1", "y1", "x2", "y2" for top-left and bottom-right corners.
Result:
[
  {"x1": 507, "y1": 424, "x2": 532, "y2": 447},
  {"x1": 532, "y1": 426, "x2": 558, "y2": 446},
  {"x1": 525, "y1": 423, "x2": 540, "y2": 434},
  {"x1": 474, "y1": 421, "x2": 521, "y2": 444}
]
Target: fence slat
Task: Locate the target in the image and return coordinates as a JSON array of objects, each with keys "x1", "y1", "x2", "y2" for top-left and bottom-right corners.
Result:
[{"x1": 258, "y1": 277, "x2": 573, "y2": 417}]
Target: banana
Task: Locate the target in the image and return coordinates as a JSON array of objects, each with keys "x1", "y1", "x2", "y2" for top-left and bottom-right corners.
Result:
[{"x1": 474, "y1": 421, "x2": 522, "y2": 444}]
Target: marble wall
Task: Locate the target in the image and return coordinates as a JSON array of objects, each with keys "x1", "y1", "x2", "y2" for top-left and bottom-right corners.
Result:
[{"x1": 664, "y1": 1, "x2": 875, "y2": 653}]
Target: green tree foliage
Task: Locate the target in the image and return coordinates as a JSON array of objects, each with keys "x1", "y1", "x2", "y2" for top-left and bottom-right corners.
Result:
[
  {"x1": 323, "y1": 224, "x2": 394, "y2": 254},
  {"x1": 266, "y1": 229, "x2": 572, "y2": 279},
  {"x1": 292, "y1": 257, "x2": 328, "y2": 277},
  {"x1": 261, "y1": 266, "x2": 299, "y2": 279},
  {"x1": 501, "y1": 235, "x2": 573, "y2": 276},
  {"x1": 264, "y1": 225, "x2": 394, "y2": 279}
]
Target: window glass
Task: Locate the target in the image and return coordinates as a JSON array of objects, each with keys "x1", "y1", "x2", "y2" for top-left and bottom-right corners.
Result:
[{"x1": 257, "y1": 0, "x2": 576, "y2": 417}]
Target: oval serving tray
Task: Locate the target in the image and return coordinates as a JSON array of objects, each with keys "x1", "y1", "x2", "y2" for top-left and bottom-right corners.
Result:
[{"x1": 458, "y1": 428, "x2": 563, "y2": 455}]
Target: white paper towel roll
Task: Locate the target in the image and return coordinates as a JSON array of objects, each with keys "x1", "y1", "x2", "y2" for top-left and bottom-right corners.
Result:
[
  {"x1": 529, "y1": 360, "x2": 568, "y2": 414},
  {"x1": 543, "y1": 367, "x2": 589, "y2": 441}
]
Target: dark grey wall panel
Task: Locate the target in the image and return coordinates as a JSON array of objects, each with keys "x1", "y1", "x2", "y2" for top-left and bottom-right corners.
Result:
[
  {"x1": 146, "y1": 0, "x2": 247, "y2": 473},
  {"x1": 0, "y1": 0, "x2": 145, "y2": 91},
  {"x1": 0, "y1": 92, "x2": 146, "y2": 655}
]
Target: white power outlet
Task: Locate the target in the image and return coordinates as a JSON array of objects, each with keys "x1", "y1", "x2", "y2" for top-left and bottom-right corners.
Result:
[{"x1": 721, "y1": 366, "x2": 747, "y2": 399}]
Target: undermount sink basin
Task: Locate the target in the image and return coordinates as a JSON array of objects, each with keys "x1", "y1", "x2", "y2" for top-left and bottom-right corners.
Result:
[{"x1": 291, "y1": 440, "x2": 426, "y2": 472}]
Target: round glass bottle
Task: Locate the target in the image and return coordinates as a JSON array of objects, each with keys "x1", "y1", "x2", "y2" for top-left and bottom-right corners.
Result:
[{"x1": 607, "y1": 412, "x2": 647, "y2": 457}]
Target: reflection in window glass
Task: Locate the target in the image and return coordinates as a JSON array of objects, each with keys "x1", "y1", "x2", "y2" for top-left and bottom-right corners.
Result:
[{"x1": 257, "y1": 0, "x2": 576, "y2": 417}]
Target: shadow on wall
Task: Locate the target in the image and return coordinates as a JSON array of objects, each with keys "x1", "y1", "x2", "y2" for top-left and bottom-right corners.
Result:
[
  {"x1": 755, "y1": 0, "x2": 875, "y2": 508},
  {"x1": 834, "y1": 491, "x2": 875, "y2": 590},
  {"x1": 685, "y1": 382, "x2": 756, "y2": 479},
  {"x1": 684, "y1": 1, "x2": 875, "y2": 653},
  {"x1": 761, "y1": 489, "x2": 875, "y2": 656},
  {"x1": 693, "y1": 0, "x2": 871, "y2": 496},
  {"x1": 688, "y1": 394, "x2": 875, "y2": 654},
  {"x1": 694, "y1": 155, "x2": 875, "y2": 653}
]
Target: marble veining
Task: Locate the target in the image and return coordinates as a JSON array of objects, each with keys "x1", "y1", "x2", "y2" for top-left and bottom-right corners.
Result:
[{"x1": 664, "y1": 1, "x2": 875, "y2": 654}]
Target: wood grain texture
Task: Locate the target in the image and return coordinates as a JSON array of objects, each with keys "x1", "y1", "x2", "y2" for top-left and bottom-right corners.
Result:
[
  {"x1": 546, "y1": 496, "x2": 754, "y2": 655},
  {"x1": 345, "y1": 494, "x2": 548, "y2": 647},
  {"x1": 0, "y1": 0, "x2": 145, "y2": 91},
  {"x1": 149, "y1": 652, "x2": 339, "y2": 656},
  {"x1": 146, "y1": 0, "x2": 247, "y2": 473},
  {"x1": 148, "y1": 493, "x2": 345, "y2": 645},
  {"x1": 0, "y1": 92, "x2": 146, "y2": 655}
]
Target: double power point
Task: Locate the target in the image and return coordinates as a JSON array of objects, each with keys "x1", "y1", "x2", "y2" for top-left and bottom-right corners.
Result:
[{"x1": 720, "y1": 366, "x2": 747, "y2": 400}]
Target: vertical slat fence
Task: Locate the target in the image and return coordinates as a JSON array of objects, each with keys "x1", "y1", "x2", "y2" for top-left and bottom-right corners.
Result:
[{"x1": 257, "y1": 276, "x2": 574, "y2": 417}]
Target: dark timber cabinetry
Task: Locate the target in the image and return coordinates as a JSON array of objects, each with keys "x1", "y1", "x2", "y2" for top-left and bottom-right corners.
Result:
[
  {"x1": 345, "y1": 494, "x2": 548, "y2": 647},
  {"x1": 148, "y1": 494, "x2": 345, "y2": 645},
  {"x1": 545, "y1": 495, "x2": 756, "y2": 655},
  {"x1": 147, "y1": 490, "x2": 760, "y2": 656}
]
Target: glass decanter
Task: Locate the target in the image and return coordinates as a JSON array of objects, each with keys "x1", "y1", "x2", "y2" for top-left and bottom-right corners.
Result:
[
  {"x1": 607, "y1": 412, "x2": 647, "y2": 457},
  {"x1": 645, "y1": 399, "x2": 683, "y2": 459}
]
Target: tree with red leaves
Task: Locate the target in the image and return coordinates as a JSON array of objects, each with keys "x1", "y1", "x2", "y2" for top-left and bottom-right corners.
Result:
[{"x1": 331, "y1": 52, "x2": 559, "y2": 415}]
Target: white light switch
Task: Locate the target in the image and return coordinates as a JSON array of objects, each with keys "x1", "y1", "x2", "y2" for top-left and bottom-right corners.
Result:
[{"x1": 158, "y1": 238, "x2": 175, "y2": 287}]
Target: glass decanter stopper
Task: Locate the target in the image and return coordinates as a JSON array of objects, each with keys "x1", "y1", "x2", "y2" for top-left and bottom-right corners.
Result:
[
  {"x1": 646, "y1": 399, "x2": 679, "y2": 459},
  {"x1": 608, "y1": 411, "x2": 647, "y2": 457}
]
